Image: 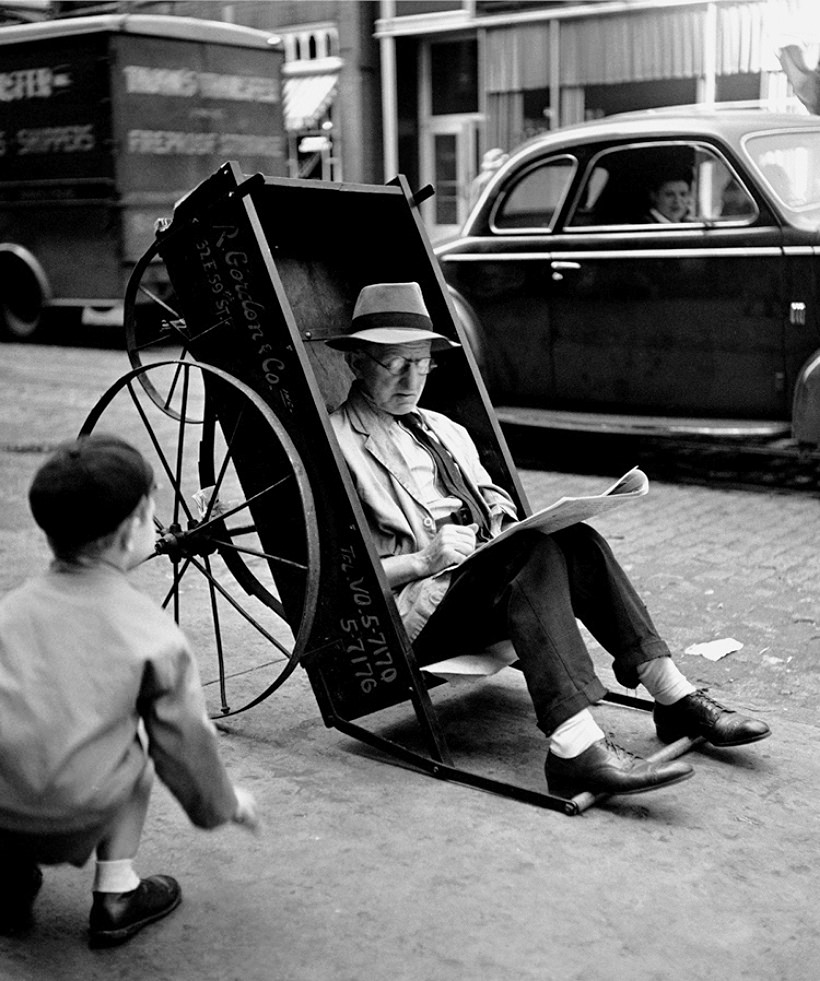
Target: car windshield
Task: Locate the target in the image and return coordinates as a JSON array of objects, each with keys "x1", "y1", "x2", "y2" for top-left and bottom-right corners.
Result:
[{"x1": 744, "y1": 130, "x2": 820, "y2": 216}]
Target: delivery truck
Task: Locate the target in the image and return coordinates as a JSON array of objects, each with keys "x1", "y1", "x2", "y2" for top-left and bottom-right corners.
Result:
[{"x1": 0, "y1": 13, "x2": 285, "y2": 340}]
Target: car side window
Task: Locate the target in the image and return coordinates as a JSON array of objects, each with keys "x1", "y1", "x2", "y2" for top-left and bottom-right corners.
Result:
[
  {"x1": 491, "y1": 156, "x2": 575, "y2": 232},
  {"x1": 565, "y1": 143, "x2": 757, "y2": 229}
]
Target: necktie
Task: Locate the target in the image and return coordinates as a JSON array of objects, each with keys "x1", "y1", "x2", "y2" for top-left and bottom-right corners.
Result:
[{"x1": 400, "y1": 413, "x2": 491, "y2": 539}]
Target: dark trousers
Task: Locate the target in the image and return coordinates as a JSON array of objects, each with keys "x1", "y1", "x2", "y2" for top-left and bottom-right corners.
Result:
[{"x1": 413, "y1": 523, "x2": 670, "y2": 735}]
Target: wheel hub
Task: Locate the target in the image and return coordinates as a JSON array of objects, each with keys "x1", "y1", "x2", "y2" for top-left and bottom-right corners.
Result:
[{"x1": 155, "y1": 521, "x2": 220, "y2": 561}]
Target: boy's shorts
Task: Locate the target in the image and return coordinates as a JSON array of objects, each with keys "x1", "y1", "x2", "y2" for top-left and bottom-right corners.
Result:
[{"x1": 0, "y1": 820, "x2": 113, "y2": 867}]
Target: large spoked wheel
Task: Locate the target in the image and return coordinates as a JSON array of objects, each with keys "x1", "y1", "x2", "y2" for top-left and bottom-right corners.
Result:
[
  {"x1": 123, "y1": 238, "x2": 204, "y2": 423},
  {"x1": 80, "y1": 361, "x2": 321, "y2": 717}
]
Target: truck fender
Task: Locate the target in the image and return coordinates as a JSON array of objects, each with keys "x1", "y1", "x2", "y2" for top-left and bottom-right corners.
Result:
[
  {"x1": 0, "y1": 243, "x2": 51, "y2": 341},
  {"x1": 792, "y1": 348, "x2": 820, "y2": 446}
]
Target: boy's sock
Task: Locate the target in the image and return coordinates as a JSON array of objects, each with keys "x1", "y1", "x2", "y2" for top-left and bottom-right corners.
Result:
[
  {"x1": 637, "y1": 656, "x2": 696, "y2": 706},
  {"x1": 548, "y1": 708, "x2": 605, "y2": 759},
  {"x1": 93, "y1": 859, "x2": 140, "y2": 894}
]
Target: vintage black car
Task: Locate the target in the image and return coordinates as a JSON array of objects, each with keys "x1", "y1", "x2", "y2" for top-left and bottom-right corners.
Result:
[{"x1": 436, "y1": 107, "x2": 820, "y2": 446}]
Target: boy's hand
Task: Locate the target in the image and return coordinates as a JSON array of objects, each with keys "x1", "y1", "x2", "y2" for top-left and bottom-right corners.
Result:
[{"x1": 232, "y1": 785, "x2": 260, "y2": 834}]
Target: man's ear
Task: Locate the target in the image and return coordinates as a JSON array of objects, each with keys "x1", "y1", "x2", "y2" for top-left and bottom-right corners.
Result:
[{"x1": 346, "y1": 350, "x2": 363, "y2": 377}]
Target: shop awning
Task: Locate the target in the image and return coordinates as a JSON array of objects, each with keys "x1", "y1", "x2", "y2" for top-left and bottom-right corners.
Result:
[{"x1": 283, "y1": 73, "x2": 338, "y2": 132}]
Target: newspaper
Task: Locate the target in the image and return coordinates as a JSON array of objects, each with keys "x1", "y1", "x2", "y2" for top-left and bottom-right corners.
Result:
[
  {"x1": 489, "y1": 465, "x2": 648, "y2": 545},
  {"x1": 445, "y1": 466, "x2": 648, "y2": 575}
]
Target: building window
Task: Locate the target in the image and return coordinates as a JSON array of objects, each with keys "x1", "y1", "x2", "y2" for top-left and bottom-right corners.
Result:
[
  {"x1": 430, "y1": 39, "x2": 478, "y2": 115},
  {"x1": 584, "y1": 78, "x2": 698, "y2": 119},
  {"x1": 716, "y1": 73, "x2": 762, "y2": 104},
  {"x1": 281, "y1": 25, "x2": 339, "y2": 64},
  {"x1": 522, "y1": 88, "x2": 552, "y2": 139}
]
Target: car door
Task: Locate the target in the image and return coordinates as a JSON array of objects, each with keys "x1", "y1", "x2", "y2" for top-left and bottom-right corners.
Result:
[
  {"x1": 438, "y1": 153, "x2": 577, "y2": 405},
  {"x1": 546, "y1": 141, "x2": 789, "y2": 420}
]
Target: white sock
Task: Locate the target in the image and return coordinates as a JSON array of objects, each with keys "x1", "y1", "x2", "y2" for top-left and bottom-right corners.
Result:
[
  {"x1": 93, "y1": 858, "x2": 141, "y2": 894},
  {"x1": 549, "y1": 709, "x2": 605, "y2": 759},
  {"x1": 637, "y1": 657, "x2": 696, "y2": 706}
]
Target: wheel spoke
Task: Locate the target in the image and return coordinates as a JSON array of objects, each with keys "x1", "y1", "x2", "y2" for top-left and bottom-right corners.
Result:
[
  {"x1": 195, "y1": 475, "x2": 294, "y2": 531},
  {"x1": 200, "y1": 408, "x2": 244, "y2": 522},
  {"x1": 209, "y1": 538, "x2": 308, "y2": 573},
  {"x1": 203, "y1": 555, "x2": 230, "y2": 713},
  {"x1": 219, "y1": 523, "x2": 255, "y2": 537},
  {"x1": 126, "y1": 380, "x2": 195, "y2": 524},
  {"x1": 186, "y1": 554, "x2": 294, "y2": 660},
  {"x1": 129, "y1": 328, "x2": 191, "y2": 357},
  {"x1": 171, "y1": 558, "x2": 181, "y2": 621},
  {"x1": 159, "y1": 361, "x2": 190, "y2": 415},
  {"x1": 172, "y1": 365, "x2": 191, "y2": 526},
  {"x1": 161, "y1": 554, "x2": 194, "y2": 610},
  {"x1": 137, "y1": 282, "x2": 181, "y2": 319}
]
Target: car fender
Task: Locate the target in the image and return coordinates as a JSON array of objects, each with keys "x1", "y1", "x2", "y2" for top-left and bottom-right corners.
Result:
[
  {"x1": 0, "y1": 243, "x2": 51, "y2": 341},
  {"x1": 792, "y1": 348, "x2": 820, "y2": 446},
  {"x1": 445, "y1": 286, "x2": 489, "y2": 380}
]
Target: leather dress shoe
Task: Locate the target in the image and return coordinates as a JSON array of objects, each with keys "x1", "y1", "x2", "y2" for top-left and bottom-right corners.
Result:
[
  {"x1": 654, "y1": 690, "x2": 771, "y2": 747},
  {"x1": 89, "y1": 874, "x2": 181, "y2": 948},
  {"x1": 545, "y1": 736, "x2": 694, "y2": 796}
]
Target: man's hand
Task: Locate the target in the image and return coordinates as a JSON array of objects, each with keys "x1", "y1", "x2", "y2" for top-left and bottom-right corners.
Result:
[
  {"x1": 419, "y1": 523, "x2": 478, "y2": 576},
  {"x1": 381, "y1": 523, "x2": 480, "y2": 588}
]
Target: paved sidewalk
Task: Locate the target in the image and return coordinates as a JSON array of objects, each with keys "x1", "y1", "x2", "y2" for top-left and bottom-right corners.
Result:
[{"x1": 1, "y1": 346, "x2": 819, "y2": 980}]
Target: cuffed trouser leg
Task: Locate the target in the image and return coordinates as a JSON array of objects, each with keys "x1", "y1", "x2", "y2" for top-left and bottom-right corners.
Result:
[
  {"x1": 413, "y1": 525, "x2": 670, "y2": 735},
  {"x1": 550, "y1": 524, "x2": 672, "y2": 688},
  {"x1": 498, "y1": 535, "x2": 607, "y2": 733}
]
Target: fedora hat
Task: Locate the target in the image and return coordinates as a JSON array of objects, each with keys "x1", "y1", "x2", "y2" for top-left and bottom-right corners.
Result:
[{"x1": 325, "y1": 282, "x2": 459, "y2": 352}]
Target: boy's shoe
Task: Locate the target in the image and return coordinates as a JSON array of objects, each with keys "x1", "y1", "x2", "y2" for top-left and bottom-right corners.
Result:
[
  {"x1": 0, "y1": 864, "x2": 43, "y2": 935},
  {"x1": 654, "y1": 690, "x2": 771, "y2": 746},
  {"x1": 89, "y1": 874, "x2": 181, "y2": 948}
]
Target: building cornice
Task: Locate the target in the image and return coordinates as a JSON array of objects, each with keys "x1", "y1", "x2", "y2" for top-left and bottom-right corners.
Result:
[{"x1": 374, "y1": 0, "x2": 765, "y2": 39}]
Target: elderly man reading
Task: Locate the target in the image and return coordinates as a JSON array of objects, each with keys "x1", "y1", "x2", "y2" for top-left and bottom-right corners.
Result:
[{"x1": 327, "y1": 282, "x2": 770, "y2": 797}]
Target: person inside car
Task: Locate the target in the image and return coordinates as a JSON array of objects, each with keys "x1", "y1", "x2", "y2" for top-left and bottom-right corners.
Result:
[
  {"x1": 720, "y1": 177, "x2": 754, "y2": 217},
  {"x1": 645, "y1": 171, "x2": 694, "y2": 223},
  {"x1": 326, "y1": 281, "x2": 771, "y2": 800}
]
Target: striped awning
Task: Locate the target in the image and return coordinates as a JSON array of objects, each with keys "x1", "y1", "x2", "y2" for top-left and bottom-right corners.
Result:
[{"x1": 283, "y1": 73, "x2": 338, "y2": 132}]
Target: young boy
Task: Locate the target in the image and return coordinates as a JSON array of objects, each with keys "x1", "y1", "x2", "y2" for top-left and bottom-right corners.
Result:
[{"x1": 0, "y1": 434, "x2": 259, "y2": 947}]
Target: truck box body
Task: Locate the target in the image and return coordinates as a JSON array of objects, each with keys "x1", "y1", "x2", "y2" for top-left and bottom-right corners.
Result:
[{"x1": 0, "y1": 14, "x2": 285, "y2": 336}]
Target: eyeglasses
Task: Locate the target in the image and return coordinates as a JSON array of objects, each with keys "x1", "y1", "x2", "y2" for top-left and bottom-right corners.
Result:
[{"x1": 362, "y1": 352, "x2": 437, "y2": 376}]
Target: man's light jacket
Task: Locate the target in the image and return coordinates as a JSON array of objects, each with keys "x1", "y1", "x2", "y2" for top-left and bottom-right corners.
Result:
[{"x1": 330, "y1": 385, "x2": 518, "y2": 641}]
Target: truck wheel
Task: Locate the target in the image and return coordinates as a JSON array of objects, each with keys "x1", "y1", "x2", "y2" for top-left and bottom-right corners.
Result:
[{"x1": 0, "y1": 245, "x2": 49, "y2": 342}]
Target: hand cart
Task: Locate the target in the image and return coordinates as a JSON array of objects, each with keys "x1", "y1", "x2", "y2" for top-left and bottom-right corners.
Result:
[{"x1": 81, "y1": 162, "x2": 696, "y2": 816}]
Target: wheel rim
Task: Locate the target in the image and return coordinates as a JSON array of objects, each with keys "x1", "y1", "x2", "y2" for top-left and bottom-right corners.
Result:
[
  {"x1": 80, "y1": 361, "x2": 321, "y2": 717},
  {"x1": 124, "y1": 240, "x2": 203, "y2": 423}
]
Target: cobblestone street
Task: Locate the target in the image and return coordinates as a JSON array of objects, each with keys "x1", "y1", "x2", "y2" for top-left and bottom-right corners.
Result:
[{"x1": 1, "y1": 344, "x2": 818, "y2": 981}]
